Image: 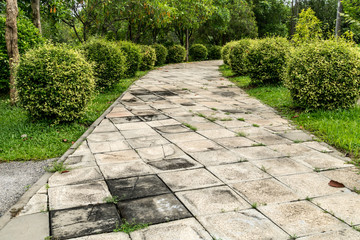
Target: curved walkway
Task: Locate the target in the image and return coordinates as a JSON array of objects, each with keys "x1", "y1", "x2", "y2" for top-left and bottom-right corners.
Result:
[{"x1": 1, "y1": 61, "x2": 360, "y2": 240}]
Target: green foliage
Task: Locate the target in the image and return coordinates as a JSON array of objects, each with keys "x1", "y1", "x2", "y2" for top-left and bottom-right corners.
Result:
[
  {"x1": 114, "y1": 219, "x2": 149, "y2": 233},
  {"x1": 82, "y1": 39, "x2": 126, "y2": 89},
  {"x1": 221, "y1": 41, "x2": 238, "y2": 65},
  {"x1": 207, "y1": 45, "x2": 222, "y2": 60},
  {"x1": 283, "y1": 40, "x2": 360, "y2": 110},
  {"x1": 139, "y1": 45, "x2": 157, "y2": 70},
  {"x1": 152, "y1": 43, "x2": 168, "y2": 66},
  {"x1": 118, "y1": 41, "x2": 141, "y2": 77},
  {"x1": 45, "y1": 161, "x2": 70, "y2": 173},
  {"x1": 228, "y1": 39, "x2": 251, "y2": 76},
  {"x1": 246, "y1": 37, "x2": 289, "y2": 85},
  {"x1": 0, "y1": 14, "x2": 45, "y2": 92},
  {"x1": 16, "y1": 44, "x2": 95, "y2": 123},
  {"x1": 167, "y1": 44, "x2": 186, "y2": 63},
  {"x1": 189, "y1": 44, "x2": 208, "y2": 61},
  {"x1": 293, "y1": 8, "x2": 323, "y2": 44}
]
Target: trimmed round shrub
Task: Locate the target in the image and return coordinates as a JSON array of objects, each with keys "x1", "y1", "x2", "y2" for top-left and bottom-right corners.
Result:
[
  {"x1": 16, "y1": 44, "x2": 95, "y2": 123},
  {"x1": 283, "y1": 40, "x2": 360, "y2": 110},
  {"x1": 229, "y1": 39, "x2": 252, "y2": 76},
  {"x1": 189, "y1": 44, "x2": 208, "y2": 61},
  {"x1": 167, "y1": 45, "x2": 186, "y2": 63},
  {"x1": 139, "y1": 45, "x2": 156, "y2": 71},
  {"x1": 246, "y1": 37, "x2": 289, "y2": 85},
  {"x1": 221, "y1": 41, "x2": 238, "y2": 65},
  {"x1": 207, "y1": 45, "x2": 222, "y2": 60},
  {"x1": 82, "y1": 38, "x2": 126, "y2": 89},
  {"x1": 118, "y1": 41, "x2": 141, "y2": 77},
  {"x1": 152, "y1": 43, "x2": 168, "y2": 66},
  {"x1": 0, "y1": 14, "x2": 45, "y2": 92}
]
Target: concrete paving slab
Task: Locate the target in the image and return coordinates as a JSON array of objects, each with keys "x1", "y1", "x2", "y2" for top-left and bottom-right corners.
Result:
[
  {"x1": 155, "y1": 124, "x2": 191, "y2": 134},
  {"x1": 148, "y1": 156, "x2": 202, "y2": 173},
  {"x1": 48, "y1": 167, "x2": 103, "y2": 187},
  {"x1": 198, "y1": 209, "x2": 289, "y2": 240},
  {"x1": 87, "y1": 132, "x2": 124, "y2": 142},
  {"x1": 268, "y1": 143, "x2": 313, "y2": 157},
  {"x1": 127, "y1": 135, "x2": 169, "y2": 148},
  {"x1": 197, "y1": 129, "x2": 236, "y2": 139},
  {"x1": 292, "y1": 151, "x2": 349, "y2": 170},
  {"x1": 277, "y1": 172, "x2": 348, "y2": 198},
  {"x1": 121, "y1": 128, "x2": 159, "y2": 139},
  {"x1": 51, "y1": 204, "x2": 120, "y2": 239},
  {"x1": 0, "y1": 212, "x2": 49, "y2": 240},
  {"x1": 158, "y1": 168, "x2": 223, "y2": 191},
  {"x1": 176, "y1": 139, "x2": 223, "y2": 152},
  {"x1": 70, "y1": 232, "x2": 131, "y2": 240},
  {"x1": 49, "y1": 181, "x2": 110, "y2": 210},
  {"x1": 214, "y1": 136, "x2": 257, "y2": 148},
  {"x1": 233, "y1": 146, "x2": 285, "y2": 160},
  {"x1": 64, "y1": 154, "x2": 97, "y2": 168},
  {"x1": 302, "y1": 141, "x2": 334, "y2": 153},
  {"x1": 147, "y1": 119, "x2": 181, "y2": 127},
  {"x1": 118, "y1": 194, "x2": 191, "y2": 225},
  {"x1": 18, "y1": 192, "x2": 47, "y2": 216},
  {"x1": 313, "y1": 193, "x2": 360, "y2": 225},
  {"x1": 136, "y1": 144, "x2": 185, "y2": 161},
  {"x1": 130, "y1": 218, "x2": 213, "y2": 240},
  {"x1": 321, "y1": 167, "x2": 360, "y2": 190},
  {"x1": 99, "y1": 161, "x2": 154, "y2": 179},
  {"x1": 259, "y1": 201, "x2": 347, "y2": 237},
  {"x1": 95, "y1": 150, "x2": 141, "y2": 165},
  {"x1": 92, "y1": 119, "x2": 118, "y2": 133},
  {"x1": 163, "y1": 132, "x2": 207, "y2": 144},
  {"x1": 107, "y1": 175, "x2": 170, "y2": 201},
  {"x1": 188, "y1": 149, "x2": 244, "y2": 166},
  {"x1": 232, "y1": 178, "x2": 299, "y2": 205},
  {"x1": 279, "y1": 130, "x2": 314, "y2": 142},
  {"x1": 88, "y1": 140, "x2": 131, "y2": 153},
  {"x1": 208, "y1": 162, "x2": 270, "y2": 183},
  {"x1": 114, "y1": 121, "x2": 151, "y2": 131},
  {"x1": 252, "y1": 158, "x2": 312, "y2": 176},
  {"x1": 297, "y1": 228, "x2": 360, "y2": 240},
  {"x1": 109, "y1": 116, "x2": 142, "y2": 124},
  {"x1": 176, "y1": 186, "x2": 250, "y2": 216}
]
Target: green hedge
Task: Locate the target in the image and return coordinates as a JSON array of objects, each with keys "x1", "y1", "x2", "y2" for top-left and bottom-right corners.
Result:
[
  {"x1": 82, "y1": 38, "x2": 126, "y2": 89},
  {"x1": 152, "y1": 43, "x2": 168, "y2": 66},
  {"x1": 246, "y1": 37, "x2": 289, "y2": 85},
  {"x1": 207, "y1": 45, "x2": 222, "y2": 60},
  {"x1": 228, "y1": 39, "x2": 252, "y2": 76},
  {"x1": 0, "y1": 14, "x2": 45, "y2": 92},
  {"x1": 139, "y1": 45, "x2": 156, "y2": 70},
  {"x1": 167, "y1": 45, "x2": 186, "y2": 63},
  {"x1": 221, "y1": 41, "x2": 238, "y2": 65},
  {"x1": 118, "y1": 41, "x2": 141, "y2": 77},
  {"x1": 16, "y1": 44, "x2": 95, "y2": 123},
  {"x1": 283, "y1": 40, "x2": 360, "y2": 110},
  {"x1": 189, "y1": 44, "x2": 208, "y2": 61}
]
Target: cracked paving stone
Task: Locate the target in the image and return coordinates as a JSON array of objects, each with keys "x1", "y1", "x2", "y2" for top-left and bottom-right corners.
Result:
[
  {"x1": 130, "y1": 218, "x2": 213, "y2": 240},
  {"x1": 140, "y1": 114, "x2": 170, "y2": 122},
  {"x1": 99, "y1": 161, "x2": 154, "y2": 179},
  {"x1": 48, "y1": 167, "x2": 103, "y2": 187},
  {"x1": 155, "y1": 124, "x2": 191, "y2": 134},
  {"x1": 127, "y1": 135, "x2": 169, "y2": 149},
  {"x1": 109, "y1": 116, "x2": 142, "y2": 124},
  {"x1": 259, "y1": 201, "x2": 347, "y2": 237},
  {"x1": 95, "y1": 150, "x2": 141, "y2": 165},
  {"x1": 88, "y1": 140, "x2": 131, "y2": 154},
  {"x1": 86, "y1": 132, "x2": 124, "y2": 142},
  {"x1": 176, "y1": 186, "x2": 250, "y2": 216},
  {"x1": 136, "y1": 144, "x2": 185, "y2": 161},
  {"x1": 51, "y1": 204, "x2": 120, "y2": 240},
  {"x1": 118, "y1": 194, "x2": 191, "y2": 225},
  {"x1": 107, "y1": 175, "x2": 170, "y2": 201},
  {"x1": 198, "y1": 209, "x2": 289, "y2": 240}
]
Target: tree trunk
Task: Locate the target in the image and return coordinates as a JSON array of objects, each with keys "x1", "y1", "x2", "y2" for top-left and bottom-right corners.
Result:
[
  {"x1": 290, "y1": 0, "x2": 299, "y2": 37},
  {"x1": 31, "y1": 0, "x2": 41, "y2": 34},
  {"x1": 186, "y1": 28, "x2": 189, "y2": 62},
  {"x1": 335, "y1": 0, "x2": 342, "y2": 38},
  {"x1": 5, "y1": 0, "x2": 20, "y2": 106}
]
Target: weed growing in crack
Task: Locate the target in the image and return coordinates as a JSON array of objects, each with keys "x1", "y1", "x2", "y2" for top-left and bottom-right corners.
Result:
[
  {"x1": 183, "y1": 123, "x2": 197, "y2": 131},
  {"x1": 237, "y1": 118, "x2": 245, "y2": 121},
  {"x1": 45, "y1": 161, "x2": 70, "y2": 173},
  {"x1": 104, "y1": 195, "x2": 120, "y2": 204},
  {"x1": 114, "y1": 219, "x2": 149, "y2": 233},
  {"x1": 236, "y1": 132, "x2": 246, "y2": 137}
]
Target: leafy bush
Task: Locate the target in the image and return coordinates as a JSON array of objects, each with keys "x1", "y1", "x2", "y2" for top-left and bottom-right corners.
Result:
[
  {"x1": 189, "y1": 44, "x2": 208, "y2": 61},
  {"x1": 207, "y1": 45, "x2": 222, "y2": 60},
  {"x1": 0, "y1": 14, "x2": 45, "y2": 92},
  {"x1": 152, "y1": 43, "x2": 168, "y2": 66},
  {"x1": 16, "y1": 44, "x2": 95, "y2": 123},
  {"x1": 293, "y1": 8, "x2": 323, "y2": 45},
  {"x1": 139, "y1": 45, "x2": 156, "y2": 70},
  {"x1": 228, "y1": 39, "x2": 252, "y2": 76},
  {"x1": 221, "y1": 41, "x2": 238, "y2": 65},
  {"x1": 118, "y1": 41, "x2": 141, "y2": 77},
  {"x1": 167, "y1": 45, "x2": 186, "y2": 63},
  {"x1": 82, "y1": 38, "x2": 126, "y2": 89},
  {"x1": 246, "y1": 37, "x2": 289, "y2": 85},
  {"x1": 283, "y1": 40, "x2": 360, "y2": 110}
]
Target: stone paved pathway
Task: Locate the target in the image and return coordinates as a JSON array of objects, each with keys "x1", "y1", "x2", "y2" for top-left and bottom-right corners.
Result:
[{"x1": 2, "y1": 61, "x2": 360, "y2": 240}]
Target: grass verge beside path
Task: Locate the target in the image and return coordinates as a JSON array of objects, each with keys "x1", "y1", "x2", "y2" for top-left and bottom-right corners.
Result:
[
  {"x1": 0, "y1": 71, "x2": 147, "y2": 162},
  {"x1": 220, "y1": 65, "x2": 360, "y2": 167}
]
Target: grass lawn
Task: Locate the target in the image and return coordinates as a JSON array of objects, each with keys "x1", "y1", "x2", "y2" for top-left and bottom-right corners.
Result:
[
  {"x1": 0, "y1": 71, "x2": 147, "y2": 162},
  {"x1": 220, "y1": 65, "x2": 360, "y2": 166}
]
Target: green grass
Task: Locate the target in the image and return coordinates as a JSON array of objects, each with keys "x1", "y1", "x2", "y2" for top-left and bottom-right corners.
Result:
[
  {"x1": 183, "y1": 123, "x2": 197, "y2": 131},
  {"x1": 220, "y1": 65, "x2": 360, "y2": 162},
  {"x1": 114, "y1": 219, "x2": 149, "y2": 233},
  {"x1": 0, "y1": 71, "x2": 147, "y2": 161}
]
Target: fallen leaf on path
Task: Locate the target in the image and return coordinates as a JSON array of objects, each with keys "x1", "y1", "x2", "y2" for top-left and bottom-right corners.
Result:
[
  {"x1": 328, "y1": 180, "x2": 345, "y2": 188},
  {"x1": 61, "y1": 170, "x2": 69, "y2": 174}
]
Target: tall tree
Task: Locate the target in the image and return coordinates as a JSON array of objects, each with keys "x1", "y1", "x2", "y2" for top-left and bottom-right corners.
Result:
[
  {"x1": 335, "y1": 0, "x2": 342, "y2": 37},
  {"x1": 31, "y1": 0, "x2": 41, "y2": 33},
  {"x1": 5, "y1": 0, "x2": 19, "y2": 105}
]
